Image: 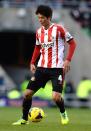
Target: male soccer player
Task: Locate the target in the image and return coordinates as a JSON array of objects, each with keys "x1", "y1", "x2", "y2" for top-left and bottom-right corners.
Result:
[{"x1": 12, "y1": 5, "x2": 76, "y2": 125}]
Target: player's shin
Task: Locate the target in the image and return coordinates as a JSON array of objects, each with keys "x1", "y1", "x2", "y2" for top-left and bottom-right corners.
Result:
[
  {"x1": 22, "y1": 98, "x2": 32, "y2": 120},
  {"x1": 56, "y1": 98, "x2": 65, "y2": 113},
  {"x1": 55, "y1": 98, "x2": 69, "y2": 124}
]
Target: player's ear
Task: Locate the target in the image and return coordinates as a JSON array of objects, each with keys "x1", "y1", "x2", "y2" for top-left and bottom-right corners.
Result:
[{"x1": 47, "y1": 17, "x2": 51, "y2": 21}]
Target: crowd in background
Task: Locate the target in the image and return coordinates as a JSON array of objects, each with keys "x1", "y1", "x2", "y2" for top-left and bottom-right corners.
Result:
[
  {"x1": 70, "y1": 0, "x2": 91, "y2": 37},
  {"x1": 0, "y1": 0, "x2": 91, "y2": 8},
  {"x1": 0, "y1": 0, "x2": 91, "y2": 36}
]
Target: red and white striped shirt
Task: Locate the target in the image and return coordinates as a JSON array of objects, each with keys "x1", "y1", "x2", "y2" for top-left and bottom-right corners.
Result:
[{"x1": 36, "y1": 23, "x2": 73, "y2": 68}]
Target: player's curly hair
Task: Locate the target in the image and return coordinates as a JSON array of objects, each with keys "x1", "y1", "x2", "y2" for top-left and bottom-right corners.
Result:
[{"x1": 35, "y1": 5, "x2": 53, "y2": 19}]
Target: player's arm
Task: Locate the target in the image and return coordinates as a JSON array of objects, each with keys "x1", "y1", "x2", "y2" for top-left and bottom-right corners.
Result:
[
  {"x1": 63, "y1": 38, "x2": 76, "y2": 73},
  {"x1": 30, "y1": 31, "x2": 41, "y2": 73},
  {"x1": 30, "y1": 45, "x2": 41, "y2": 73},
  {"x1": 66, "y1": 38, "x2": 76, "y2": 62},
  {"x1": 60, "y1": 26, "x2": 76, "y2": 73}
]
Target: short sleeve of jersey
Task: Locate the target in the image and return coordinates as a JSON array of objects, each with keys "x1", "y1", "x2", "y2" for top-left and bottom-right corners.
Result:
[
  {"x1": 65, "y1": 31, "x2": 73, "y2": 42},
  {"x1": 60, "y1": 25, "x2": 73, "y2": 42}
]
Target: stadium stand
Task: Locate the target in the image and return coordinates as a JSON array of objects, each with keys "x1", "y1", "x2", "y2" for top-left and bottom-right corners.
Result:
[
  {"x1": 0, "y1": 65, "x2": 16, "y2": 96},
  {"x1": 70, "y1": 1, "x2": 91, "y2": 37}
]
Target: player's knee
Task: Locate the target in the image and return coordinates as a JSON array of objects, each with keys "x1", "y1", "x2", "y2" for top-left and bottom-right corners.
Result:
[
  {"x1": 52, "y1": 96, "x2": 60, "y2": 102},
  {"x1": 24, "y1": 89, "x2": 34, "y2": 99},
  {"x1": 52, "y1": 92, "x2": 61, "y2": 102}
]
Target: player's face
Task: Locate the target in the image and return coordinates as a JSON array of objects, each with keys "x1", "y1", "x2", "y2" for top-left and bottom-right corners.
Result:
[{"x1": 37, "y1": 14, "x2": 50, "y2": 27}]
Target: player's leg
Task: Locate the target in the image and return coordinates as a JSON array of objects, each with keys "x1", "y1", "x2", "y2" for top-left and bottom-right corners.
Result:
[
  {"x1": 51, "y1": 68, "x2": 69, "y2": 125},
  {"x1": 22, "y1": 88, "x2": 34, "y2": 121},
  {"x1": 12, "y1": 67, "x2": 49, "y2": 125},
  {"x1": 52, "y1": 92, "x2": 69, "y2": 125},
  {"x1": 12, "y1": 87, "x2": 34, "y2": 125}
]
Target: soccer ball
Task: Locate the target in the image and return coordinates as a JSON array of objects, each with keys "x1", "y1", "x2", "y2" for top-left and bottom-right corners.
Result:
[{"x1": 28, "y1": 107, "x2": 45, "y2": 122}]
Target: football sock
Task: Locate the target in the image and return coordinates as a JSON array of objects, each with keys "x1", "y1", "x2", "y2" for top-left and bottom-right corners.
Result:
[
  {"x1": 22, "y1": 98, "x2": 32, "y2": 120},
  {"x1": 56, "y1": 98, "x2": 65, "y2": 113}
]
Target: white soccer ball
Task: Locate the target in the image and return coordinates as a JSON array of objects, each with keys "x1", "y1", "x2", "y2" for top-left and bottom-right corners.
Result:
[{"x1": 28, "y1": 107, "x2": 45, "y2": 122}]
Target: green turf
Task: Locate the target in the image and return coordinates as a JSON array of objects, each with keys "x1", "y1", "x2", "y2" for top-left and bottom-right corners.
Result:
[{"x1": 0, "y1": 107, "x2": 91, "y2": 131}]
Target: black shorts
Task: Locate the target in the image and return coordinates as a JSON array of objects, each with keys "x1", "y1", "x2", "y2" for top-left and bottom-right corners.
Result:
[{"x1": 27, "y1": 67, "x2": 65, "y2": 93}]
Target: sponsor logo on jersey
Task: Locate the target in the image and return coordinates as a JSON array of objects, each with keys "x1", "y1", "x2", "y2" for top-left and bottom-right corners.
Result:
[{"x1": 41, "y1": 42, "x2": 54, "y2": 48}]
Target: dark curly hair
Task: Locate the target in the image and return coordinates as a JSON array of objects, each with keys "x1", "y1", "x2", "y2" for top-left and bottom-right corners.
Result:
[{"x1": 35, "y1": 5, "x2": 53, "y2": 19}]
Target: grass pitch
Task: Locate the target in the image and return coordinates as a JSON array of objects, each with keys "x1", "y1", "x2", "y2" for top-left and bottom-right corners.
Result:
[{"x1": 0, "y1": 107, "x2": 91, "y2": 131}]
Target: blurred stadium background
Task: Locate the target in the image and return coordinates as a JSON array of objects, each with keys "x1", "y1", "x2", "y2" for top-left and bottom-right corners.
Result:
[{"x1": 0, "y1": 0, "x2": 91, "y2": 108}]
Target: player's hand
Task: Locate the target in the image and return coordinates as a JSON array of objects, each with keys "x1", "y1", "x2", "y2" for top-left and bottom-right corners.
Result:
[
  {"x1": 30, "y1": 64, "x2": 36, "y2": 74},
  {"x1": 63, "y1": 60, "x2": 70, "y2": 73}
]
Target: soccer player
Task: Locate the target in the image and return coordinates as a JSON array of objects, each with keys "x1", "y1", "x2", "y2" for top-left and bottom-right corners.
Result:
[{"x1": 12, "y1": 5, "x2": 76, "y2": 125}]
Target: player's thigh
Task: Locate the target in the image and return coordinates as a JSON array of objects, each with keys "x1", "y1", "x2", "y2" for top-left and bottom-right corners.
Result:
[
  {"x1": 27, "y1": 68, "x2": 49, "y2": 92},
  {"x1": 51, "y1": 68, "x2": 64, "y2": 93}
]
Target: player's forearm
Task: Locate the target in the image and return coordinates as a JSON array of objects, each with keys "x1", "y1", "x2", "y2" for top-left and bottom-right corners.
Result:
[
  {"x1": 66, "y1": 39, "x2": 76, "y2": 61},
  {"x1": 30, "y1": 45, "x2": 41, "y2": 64}
]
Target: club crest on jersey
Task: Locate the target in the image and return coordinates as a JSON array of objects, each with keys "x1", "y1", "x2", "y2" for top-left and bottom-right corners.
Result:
[{"x1": 41, "y1": 42, "x2": 54, "y2": 48}]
